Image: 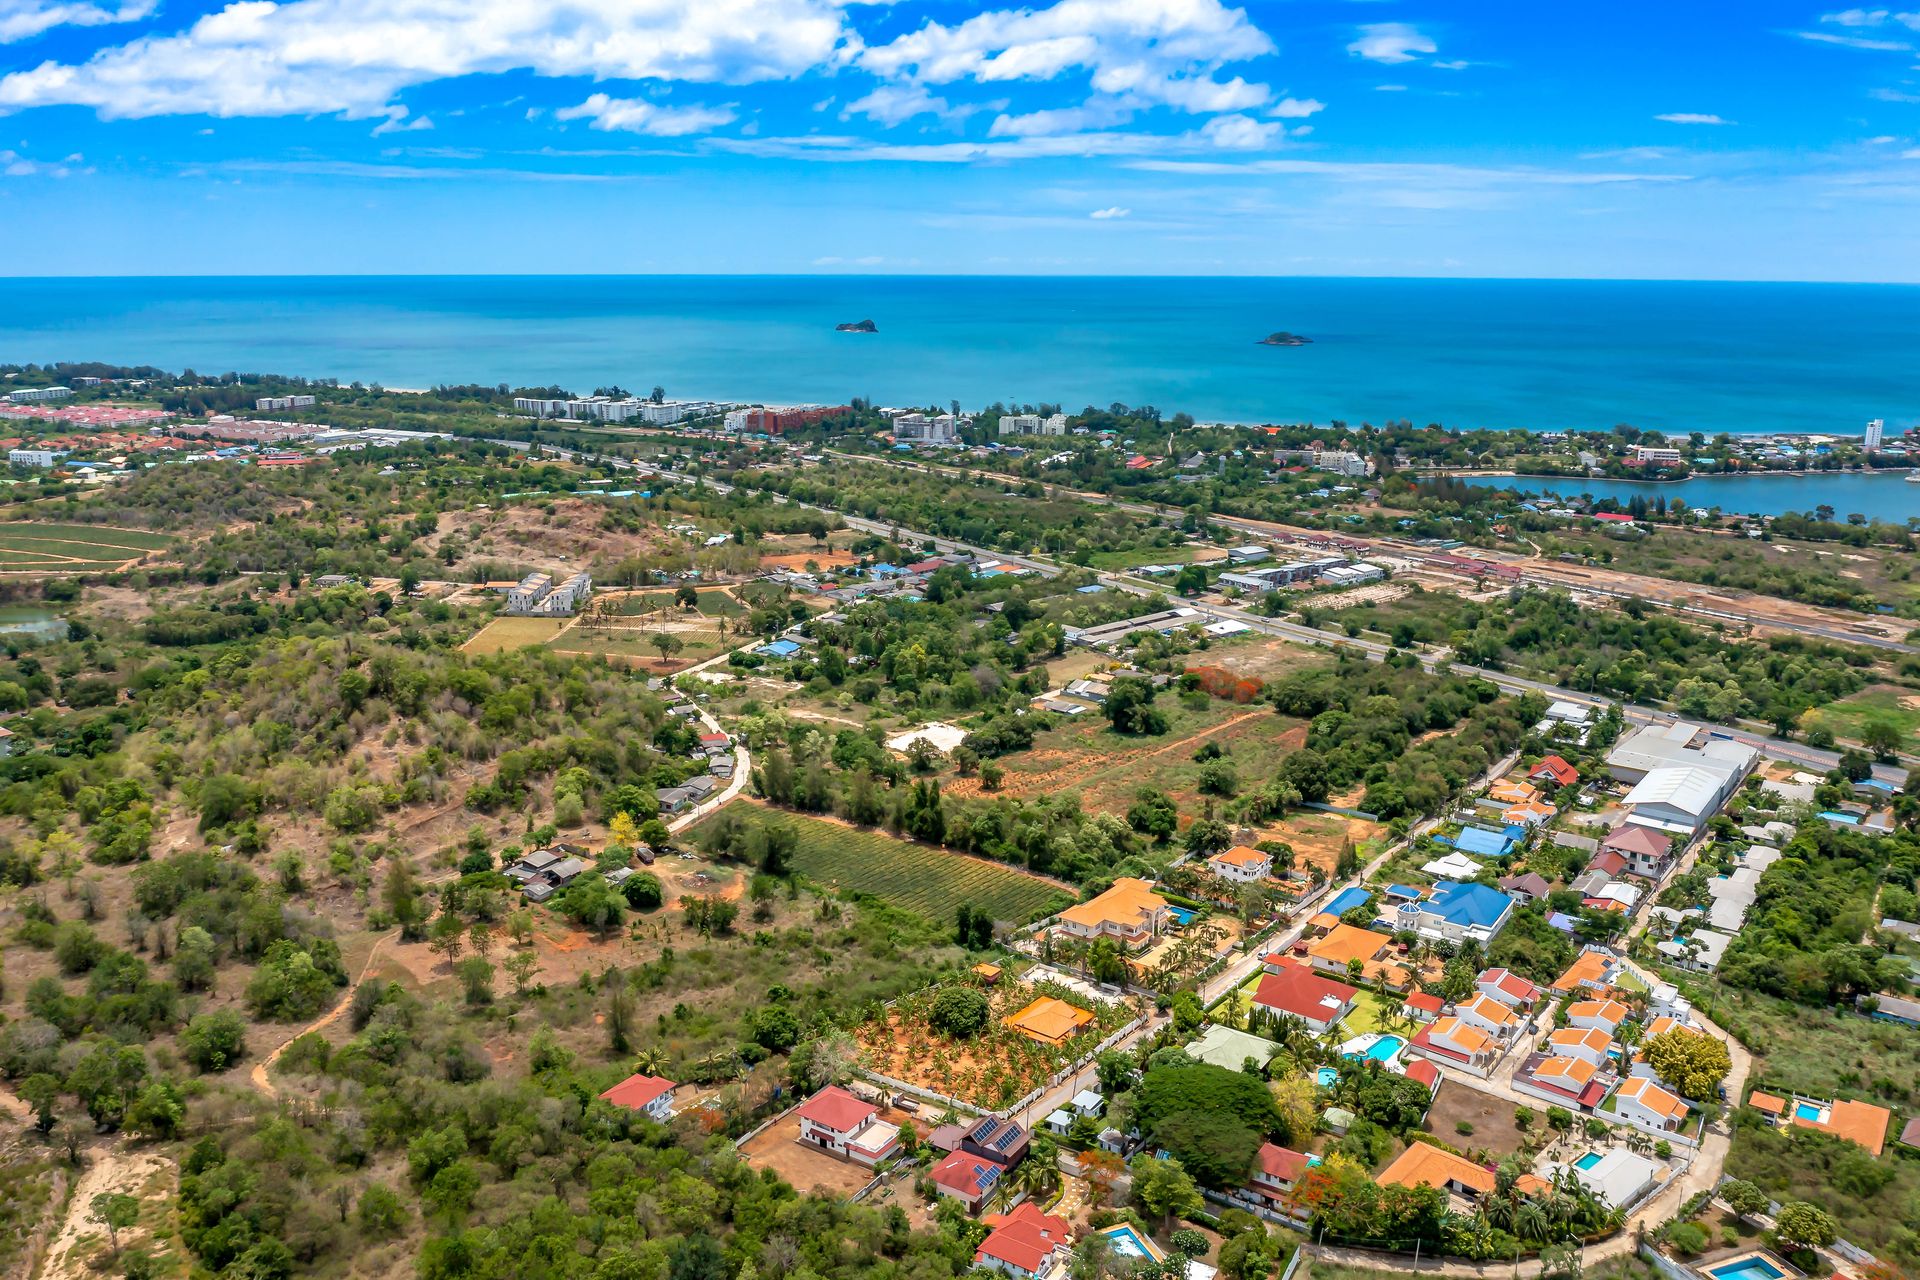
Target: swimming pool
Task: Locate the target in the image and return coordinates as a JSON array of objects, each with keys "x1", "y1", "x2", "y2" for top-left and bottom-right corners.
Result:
[
  {"x1": 1100, "y1": 1225, "x2": 1164, "y2": 1262},
  {"x1": 1792, "y1": 1101, "x2": 1827, "y2": 1122},
  {"x1": 1573, "y1": 1152, "x2": 1604, "y2": 1171},
  {"x1": 1315, "y1": 1067, "x2": 1340, "y2": 1089},
  {"x1": 1166, "y1": 906, "x2": 1197, "y2": 926},
  {"x1": 1358, "y1": 1035, "x2": 1408, "y2": 1063},
  {"x1": 1707, "y1": 1253, "x2": 1788, "y2": 1280}
]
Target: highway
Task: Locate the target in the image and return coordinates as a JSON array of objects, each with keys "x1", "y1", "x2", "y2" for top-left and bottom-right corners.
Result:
[{"x1": 512, "y1": 441, "x2": 1909, "y2": 788}]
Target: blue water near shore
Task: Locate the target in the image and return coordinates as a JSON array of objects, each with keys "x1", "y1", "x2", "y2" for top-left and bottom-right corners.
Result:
[
  {"x1": 1462, "y1": 471, "x2": 1918, "y2": 523},
  {"x1": 2, "y1": 276, "x2": 1918, "y2": 437}
]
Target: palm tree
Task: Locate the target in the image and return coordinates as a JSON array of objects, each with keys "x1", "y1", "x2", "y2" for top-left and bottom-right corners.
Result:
[
  {"x1": 632, "y1": 1047, "x2": 667, "y2": 1077},
  {"x1": 1514, "y1": 1200, "x2": 1550, "y2": 1243}
]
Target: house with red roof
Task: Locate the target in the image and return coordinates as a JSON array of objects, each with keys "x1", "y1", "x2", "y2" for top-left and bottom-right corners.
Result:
[
  {"x1": 796, "y1": 1085, "x2": 903, "y2": 1166},
  {"x1": 1529, "y1": 755, "x2": 1580, "y2": 788},
  {"x1": 976, "y1": 1203, "x2": 1074, "y2": 1280},
  {"x1": 1251, "y1": 962, "x2": 1358, "y2": 1035},
  {"x1": 931, "y1": 1149, "x2": 1004, "y2": 1214},
  {"x1": 1601, "y1": 823, "x2": 1676, "y2": 880},
  {"x1": 1242, "y1": 1142, "x2": 1313, "y2": 1208},
  {"x1": 1402, "y1": 991, "x2": 1446, "y2": 1024},
  {"x1": 1475, "y1": 968, "x2": 1541, "y2": 1011},
  {"x1": 1403, "y1": 1058, "x2": 1441, "y2": 1096},
  {"x1": 598, "y1": 1072, "x2": 678, "y2": 1121}
]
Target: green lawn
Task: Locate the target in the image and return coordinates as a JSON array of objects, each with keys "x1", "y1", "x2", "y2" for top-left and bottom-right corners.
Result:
[
  {"x1": 0, "y1": 521, "x2": 172, "y2": 571},
  {"x1": 691, "y1": 809, "x2": 1071, "y2": 924},
  {"x1": 1801, "y1": 683, "x2": 1920, "y2": 748},
  {"x1": 1085, "y1": 545, "x2": 1207, "y2": 571},
  {"x1": 1342, "y1": 989, "x2": 1396, "y2": 1036}
]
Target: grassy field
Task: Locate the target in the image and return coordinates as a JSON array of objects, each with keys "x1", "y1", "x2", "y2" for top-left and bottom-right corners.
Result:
[
  {"x1": 548, "y1": 623, "x2": 731, "y2": 670},
  {"x1": 607, "y1": 587, "x2": 748, "y2": 617},
  {"x1": 1086, "y1": 545, "x2": 1212, "y2": 570},
  {"x1": 462, "y1": 615, "x2": 570, "y2": 653},
  {"x1": 1705, "y1": 983, "x2": 1920, "y2": 1106},
  {"x1": 697, "y1": 809, "x2": 1071, "y2": 923},
  {"x1": 0, "y1": 521, "x2": 172, "y2": 572},
  {"x1": 1801, "y1": 682, "x2": 1920, "y2": 746},
  {"x1": 980, "y1": 695, "x2": 1310, "y2": 818}
]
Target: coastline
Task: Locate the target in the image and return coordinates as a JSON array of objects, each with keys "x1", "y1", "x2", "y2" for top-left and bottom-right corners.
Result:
[{"x1": 1416, "y1": 467, "x2": 1919, "y2": 483}]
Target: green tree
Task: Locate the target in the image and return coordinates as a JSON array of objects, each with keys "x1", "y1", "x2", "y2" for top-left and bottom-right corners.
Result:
[
  {"x1": 181, "y1": 1009, "x2": 248, "y2": 1072},
  {"x1": 1642, "y1": 1027, "x2": 1731, "y2": 1100},
  {"x1": 929, "y1": 986, "x2": 992, "y2": 1038},
  {"x1": 90, "y1": 1192, "x2": 140, "y2": 1259},
  {"x1": 1772, "y1": 1202, "x2": 1837, "y2": 1252},
  {"x1": 1130, "y1": 1153, "x2": 1203, "y2": 1229}
]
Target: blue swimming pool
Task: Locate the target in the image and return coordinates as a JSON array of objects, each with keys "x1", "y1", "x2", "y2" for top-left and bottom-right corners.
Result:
[
  {"x1": 1360, "y1": 1035, "x2": 1407, "y2": 1063},
  {"x1": 1166, "y1": 906, "x2": 1197, "y2": 926},
  {"x1": 1100, "y1": 1225, "x2": 1162, "y2": 1262},
  {"x1": 1793, "y1": 1101, "x2": 1826, "y2": 1122},
  {"x1": 1574, "y1": 1152, "x2": 1604, "y2": 1171},
  {"x1": 1708, "y1": 1255, "x2": 1787, "y2": 1280},
  {"x1": 1315, "y1": 1066, "x2": 1340, "y2": 1088}
]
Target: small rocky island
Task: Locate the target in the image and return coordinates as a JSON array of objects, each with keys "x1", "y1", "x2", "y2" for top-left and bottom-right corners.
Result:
[
  {"x1": 835, "y1": 318, "x2": 878, "y2": 333},
  {"x1": 1257, "y1": 331, "x2": 1312, "y2": 346}
]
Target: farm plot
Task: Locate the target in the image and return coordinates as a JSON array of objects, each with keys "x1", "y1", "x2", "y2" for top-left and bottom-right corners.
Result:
[
  {"x1": 700, "y1": 809, "x2": 1071, "y2": 923},
  {"x1": 462, "y1": 615, "x2": 570, "y2": 653},
  {"x1": 0, "y1": 522, "x2": 173, "y2": 573}
]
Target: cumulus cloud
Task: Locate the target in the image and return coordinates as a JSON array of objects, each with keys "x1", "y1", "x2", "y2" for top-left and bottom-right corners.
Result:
[
  {"x1": 555, "y1": 93, "x2": 737, "y2": 136},
  {"x1": 1820, "y1": 8, "x2": 1920, "y2": 28},
  {"x1": 1347, "y1": 23, "x2": 1436, "y2": 65},
  {"x1": 0, "y1": 0, "x2": 153, "y2": 44},
  {"x1": 1655, "y1": 112, "x2": 1733, "y2": 124},
  {"x1": 1200, "y1": 112, "x2": 1279, "y2": 149},
  {"x1": 859, "y1": 0, "x2": 1277, "y2": 116},
  {"x1": 841, "y1": 82, "x2": 957, "y2": 126},
  {"x1": 1089, "y1": 205, "x2": 1128, "y2": 218},
  {"x1": 1268, "y1": 96, "x2": 1323, "y2": 118},
  {"x1": 370, "y1": 107, "x2": 433, "y2": 136},
  {"x1": 0, "y1": 0, "x2": 849, "y2": 119}
]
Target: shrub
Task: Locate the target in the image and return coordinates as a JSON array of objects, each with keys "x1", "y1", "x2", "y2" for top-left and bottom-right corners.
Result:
[
  {"x1": 928, "y1": 987, "x2": 991, "y2": 1038},
  {"x1": 181, "y1": 1009, "x2": 248, "y2": 1072}
]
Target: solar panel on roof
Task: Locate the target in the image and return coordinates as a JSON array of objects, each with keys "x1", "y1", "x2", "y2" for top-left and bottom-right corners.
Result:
[
  {"x1": 993, "y1": 1128, "x2": 1021, "y2": 1152},
  {"x1": 979, "y1": 1165, "x2": 1003, "y2": 1188}
]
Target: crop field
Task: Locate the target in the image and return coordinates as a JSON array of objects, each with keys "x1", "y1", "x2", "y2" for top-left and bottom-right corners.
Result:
[
  {"x1": 462, "y1": 615, "x2": 569, "y2": 653},
  {"x1": 700, "y1": 808, "x2": 1071, "y2": 923},
  {"x1": 0, "y1": 522, "x2": 172, "y2": 572}
]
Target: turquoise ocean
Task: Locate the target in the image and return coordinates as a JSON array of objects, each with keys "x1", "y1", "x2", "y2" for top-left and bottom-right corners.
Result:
[{"x1": 2, "y1": 276, "x2": 1917, "y2": 440}]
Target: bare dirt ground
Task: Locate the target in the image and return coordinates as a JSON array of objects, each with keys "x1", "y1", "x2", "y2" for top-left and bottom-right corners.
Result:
[
  {"x1": 738, "y1": 1111, "x2": 915, "y2": 1198},
  {"x1": 949, "y1": 709, "x2": 1270, "y2": 803},
  {"x1": 40, "y1": 1148, "x2": 177, "y2": 1280},
  {"x1": 1251, "y1": 809, "x2": 1385, "y2": 875},
  {"x1": 429, "y1": 499, "x2": 679, "y2": 576}
]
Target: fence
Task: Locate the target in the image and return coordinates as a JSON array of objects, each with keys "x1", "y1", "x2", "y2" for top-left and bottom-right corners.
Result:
[
  {"x1": 1639, "y1": 1242, "x2": 1701, "y2": 1280},
  {"x1": 1300, "y1": 801, "x2": 1381, "y2": 821}
]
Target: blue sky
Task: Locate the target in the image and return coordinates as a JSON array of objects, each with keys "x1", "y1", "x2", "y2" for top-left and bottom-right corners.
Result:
[{"x1": 2, "y1": 0, "x2": 1919, "y2": 278}]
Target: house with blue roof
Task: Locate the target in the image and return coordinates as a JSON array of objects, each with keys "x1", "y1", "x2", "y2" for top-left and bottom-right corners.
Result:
[
  {"x1": 755, "y1": 639, "x2": 801, "y2": 658},
  {"x1": 1446, "y1": 826, "x2": 1515, "y2": 859},
  {"x1": 1395, "y1": 880, "x2": 1515, "y2": 945},
  {"x1": 1322, "y1": 886, "x2": 1374, "y2": 920}
]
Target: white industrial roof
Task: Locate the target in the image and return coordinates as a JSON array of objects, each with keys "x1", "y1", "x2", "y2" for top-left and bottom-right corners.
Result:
[{"x1": 1622, "y1": 765, "x2": 1723, "y2": 818}]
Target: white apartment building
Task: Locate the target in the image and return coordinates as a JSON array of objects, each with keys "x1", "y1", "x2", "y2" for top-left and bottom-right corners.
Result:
[
  {"x1": 998, "y1": 413, "x2": 1067, "y2": 437},
  {"x1": 8, "y1": 448, "x2": 66, "y2": 468},
  {"x1": 7, "y1": 386, "x2": 71, "y2": 404},
  {"x1": 1631, "y1": 444, "x2": 1683, "y2": 466},
  {"x1": 513, "y1": 397, "x2": 571, "y2": 418},
  {"x1": 891, "y1": 412, "x2": 964, "y2": 446},
  {"x1": 255, "y1": 394, "x2": 317, "y2": 411},
  {"x1": 1864, "y1": 419, "x2": 1884, "y2": 452},
  {"x1": 1312, "y1": 450, "x2": 1371, "y2": 477}
]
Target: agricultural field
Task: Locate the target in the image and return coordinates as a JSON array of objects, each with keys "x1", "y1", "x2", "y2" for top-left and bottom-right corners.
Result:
[
  {"x1": 700, "y1": 808, "x2": 1071, "y2": 923},
  {"x1": 461, "y1": 614, "x2": 569, "y2": 653},
  {"x1": 607, "y1": 586, "x2": 748, "y2": 617},
  {"x1": 548, "y1": 619, "x2": 731, "y2": 671},
  {"x1": 0, "y1": 521, "x2": 172, "y2": 573},
  {"x1": 1799, "y1": 683, "x2": 1920, "y2": 747}
]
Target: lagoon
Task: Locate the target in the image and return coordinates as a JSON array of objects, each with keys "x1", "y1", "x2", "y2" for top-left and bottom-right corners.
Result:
[{"x1": 1461, "y1": 470, "x2": 1918, "y2": 523}]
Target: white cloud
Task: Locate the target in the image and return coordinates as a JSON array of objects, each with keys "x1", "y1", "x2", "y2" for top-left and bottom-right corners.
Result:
[
  {"x1": 1347, "y1": 23, "x2": 1436, "y2": 65},
  {"x1": 0, "y1": 145, "x2": 76, "y2": 175},
  {"x1": 989, "y1": 99, "x2": 1129, "y2": 137},
  {"x1": 0, "y1": 0, "x2": 850, "y2": 119},
  {"x1": 1797, "y1": 30, "x2": 1913, "y2": 49},
  {"x1": 1820, "y1": 8, "x2": 1920, "y2": 28},
  {"x1": 842, "y1": 82, "x2": 955, "y2": 126},
  {"x1": 1268, "y1": 96, "x2": 1323, "y2": 118},
  {"x1": 555, "y1": 94, "x2": 736, "y2": 136},
  {"x1": 858, "y1": 0, "x2": 1277, "y2": 116},
  {"x1": 1655, "y1": 113, "x2": 1733, "y2": 125},
  {"x1": 0, "y1": 0, "x2": 153, "y2": 44},
  {"x1": 1123, "y1": 156, "x2": 1693, "y2": 191},
  {"x1": 1374, "y1": 84, "x2": 1408, "y2": 92},
  {"x1": 1200, "y1": 112, "x2": 1278, "y2": 149},
  {"x1": 370, "y1": 107, "x2": 433, "y2": 136},
  {"x1": 1089, "y1": 205, "x2": 1128, "y2": 218},
  {"x1": 714, "y1": 120, "x2": 1292, "y2": 164}
]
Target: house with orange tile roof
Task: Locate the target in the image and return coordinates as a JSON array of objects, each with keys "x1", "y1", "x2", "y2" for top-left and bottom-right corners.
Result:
[
  {"x1": 1209, "y1": 845, "x2": 1273, "y2": 884},
  {"x1": 1567, "y1": 999, "x2": 1629, "y2": 1036},
  {"x1": 1251, "y1": 962, "x2": 1358, "y2": 1035},
  {"x1": 796, "y1": 1085, "x2": 903, "y2": 1165},
  {"x1": 1455, "y1": 993, "x2": 1521, "y2": 1041},
  {"x1": 1003, "y1": 997, "x2": 1095, "y2": 1045},
  {"x1": 1613, "y1": 1077, "x2": 1690, "y2": 1134},
  {"x1": 1551, "y1": 950, "x2": 1620, "y2": 993},
  {"x1": 1476, "y1": 968, "x2": 1541, "y2": 1010},
  {"x1": 598, "y1": 1072, "x2": 678, "y2": 1121},
  {"x1": 1504, "y1": 799, "x2": 1558, "y2": 827},
  {"x1": 1547, "y1": 1027, "x2": 1615, "y2": 1068},
  {"x1": 1375, "y1": 1143, "x2": 1496, "y2": 1200},
  {"x1": 1793, "y1": 1098, "x2": 1891, "y2": 1156},
  {"x1": 1530, "y1": 755, "x2": 1580, "y2": 787},
  {"x1": 1411, "y1": 1016, "x2": 1497, "y2": 1070},
  {"x1": 1487, "y1": 779, "x2": 1538, "y2": 806},
  {"x1": 1053, "y1": 877, "x2": 1168, "y2": 951},
  {"x1": 1304, "y1": 923, "x2": 1392, "y2": 977},
  {"x1": 1516, "y1": 1054, "x2": 1610, "y2": 1110},
  {"x1": 1746, "y1": 1089, "x2": 1786, "y2": 1118},
  {"x1": 1402, "y1": 991, "x2": 1445, "y2": 1023}
]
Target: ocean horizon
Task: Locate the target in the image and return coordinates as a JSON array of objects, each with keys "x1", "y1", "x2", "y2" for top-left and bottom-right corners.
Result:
[{"x1": 2, "y1": 275, "x2": 1917, "y2": 437}]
